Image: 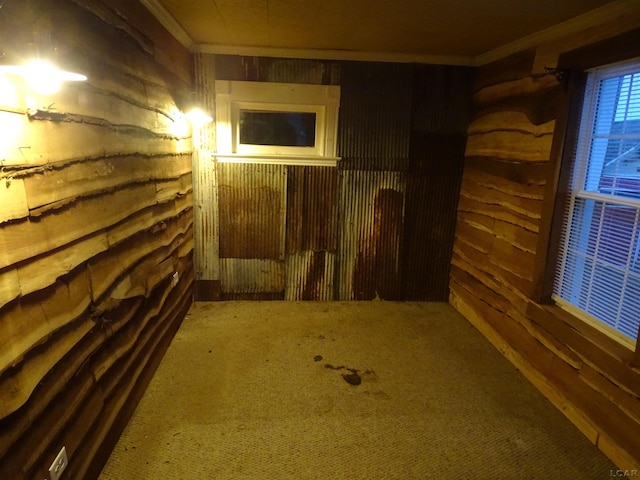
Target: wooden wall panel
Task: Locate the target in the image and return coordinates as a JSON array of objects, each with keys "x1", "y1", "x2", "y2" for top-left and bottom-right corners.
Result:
[
  {"x1": 0, "y1": 0, "x2": 194, "y2": 478},
  {"x1": 450, "y1": 26, "x2": 640, "y2": 471}
]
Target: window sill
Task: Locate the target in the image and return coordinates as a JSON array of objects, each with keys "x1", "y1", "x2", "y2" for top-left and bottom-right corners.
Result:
[{"x1": 214, "y1": 153, "x2": 340, "y2": 167}]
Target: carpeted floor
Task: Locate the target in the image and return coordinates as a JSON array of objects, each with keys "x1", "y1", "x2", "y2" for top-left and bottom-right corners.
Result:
[{"x1": 99, "y1": 301, "x2": 616, "y2": 479}]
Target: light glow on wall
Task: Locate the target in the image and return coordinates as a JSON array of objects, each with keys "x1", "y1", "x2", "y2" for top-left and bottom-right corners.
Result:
[
  {"x1": 167, "y1": 108, "x2": 191, "y2": 137},
  {"x1": 0, "y1": 61, "x2": 87, "y2": 95},
  {"x1": 0, "y1": 71, "x2": 22, "y2": 110}
]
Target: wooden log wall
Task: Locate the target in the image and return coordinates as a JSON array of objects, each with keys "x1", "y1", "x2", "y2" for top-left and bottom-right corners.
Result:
[
  {"x1": 194, "y1": 56, "x2": 472, "y2": 301},
  {"x1": 450, "y1": 20, "x2": 640, "y2": 470},
  {"x1": 0, "y1": 0, "x2": 194, "y2": 478}
]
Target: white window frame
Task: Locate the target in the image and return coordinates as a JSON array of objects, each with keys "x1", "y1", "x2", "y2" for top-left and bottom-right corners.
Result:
[
  {"x1": 553, "y1": 59, "x2": 640, "y2": 348},
  {"x1": 214, "y1": 80, "x2": 340, "y2": 166}
]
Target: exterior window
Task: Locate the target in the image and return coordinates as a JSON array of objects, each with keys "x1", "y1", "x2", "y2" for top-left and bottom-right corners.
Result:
[{"x1": 554, "y1": 60, "x2": 640, "y2": 343}]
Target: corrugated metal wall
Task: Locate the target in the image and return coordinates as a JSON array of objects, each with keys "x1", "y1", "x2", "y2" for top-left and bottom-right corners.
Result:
[
  {"x1": 403, "y1": 65, "x2": 474, "y2": 300},
  {"x1": 285, "y1": 166, "x2": 338, "y2": 300},
  {"x1": 337, "y1": 171, "x2": 405, "y2": 300},
  {"x1": 193, "y1": 55, "x2": 472, "y2": 301},
  {"x1": 337, "y1": 62, "x2": 413, "y2": 171},
  {"x1": 193, "y1": 53, "x2": 220, "y2": 300},
  {"x1": 215, "y1": 56, "x2": 340, "y2": 85},
  {"x1": 218, "y1": 163, "x2": 287, "y2": 299}
]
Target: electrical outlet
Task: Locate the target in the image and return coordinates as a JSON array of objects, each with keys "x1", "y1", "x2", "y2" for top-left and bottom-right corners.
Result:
[
  {"x1": 48, "y1": 446, "x2": 68, "y2": 480},
  {"x1": 172, "y1": 271, "x2": 179, "y2": 287}
]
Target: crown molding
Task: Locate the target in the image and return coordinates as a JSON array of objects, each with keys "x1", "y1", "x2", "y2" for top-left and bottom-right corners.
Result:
[
  {"x1": 138, "y1": 0, "x2": 194, "y2": 48},
  {"x1": 191, "y1": 44, "x2": 474, "y2": 66},
  {"x1": 474, "y1": 0, "x2": 640, "y2": 66}
]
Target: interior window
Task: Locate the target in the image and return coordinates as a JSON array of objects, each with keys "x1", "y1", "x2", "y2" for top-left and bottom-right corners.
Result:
[
  {"x1": 239, "y1": 110, "x2": 317, "y2": 147},
  {"x1": 214, "y1": 80, "x2": 340, "y2": 165},
  {"x1": 553, "y1": 60, "x2": 640, "y2": 342}
]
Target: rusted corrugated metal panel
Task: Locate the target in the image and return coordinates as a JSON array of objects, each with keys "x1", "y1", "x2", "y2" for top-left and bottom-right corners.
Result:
[
  {"x1": 215, "y1": 55, "x2": 340, "y2": 85},
  {"x1": 285, "y1": 251, "x2": 336, "y2": 300},
  {"x1": 217, "y1": 163, "x2": 287, "y2": 297},
  {"x1": 285, "y1": 166, "x2": 338, "y2": 300},
  {"x1": 217, "y1": 163, "x2": 287, "y2": 261},
  {"x1": 337, "y1": 62, "x2": 413, "y2": 171},
  {"x1": 286, "y1": 166, "x2": 338, "y2": 254},
  {"x1": 220, "y1": 258, "x2": 285, "y2": 295},
  {"x1": 283, "y1": 166, "x2": 338, "y2": 300},
  {"x1": 337, "y1": 170, "x2": 406, "y2": 300}
]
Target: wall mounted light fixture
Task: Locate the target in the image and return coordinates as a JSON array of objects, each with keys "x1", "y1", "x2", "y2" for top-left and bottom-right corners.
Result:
[
  {"x1": 185, "y1": 107, "x2": 213, "y2": 126},
  {"x1": 182, "y1": 91, "x2": 213, "y2": 126},
  {"x1": 0, "y1": 60, "x2": 87, "y2": 95}
]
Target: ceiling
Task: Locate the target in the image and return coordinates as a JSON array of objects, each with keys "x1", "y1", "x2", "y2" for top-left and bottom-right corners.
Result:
[{"x1": 141, "y1": 0, "x2": 630, "y2": 65}]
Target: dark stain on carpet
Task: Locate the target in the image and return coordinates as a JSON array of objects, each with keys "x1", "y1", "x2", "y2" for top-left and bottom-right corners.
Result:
[
  {"x1": 342, "y1": 372, "x2": 362, "y2": 386},
  {"x1": 324, "y1": 363, "x2": 375, "y2": 387}
]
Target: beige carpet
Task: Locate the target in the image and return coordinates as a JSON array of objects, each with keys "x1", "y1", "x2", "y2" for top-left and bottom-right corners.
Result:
[{"x1": 99, "y1": 301, "x2": 615, "y2": 479}]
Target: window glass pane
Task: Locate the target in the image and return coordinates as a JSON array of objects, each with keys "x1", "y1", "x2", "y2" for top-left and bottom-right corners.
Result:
[
  {"x1": 239, "y1": 110, "x2": 316, "y2": 147},
  {"x1": 615, "y1": 74, "x2": 640, "y2": 121},
  {"x1": 555, "y1": 62, "x2": 640, "y2": 342},
  {"x1": 555, "y1": 196, "x2": 640, "y2": 339},
  {"x1": 589, "y1": 73, "x2": 640, "y2": 200},
  {"x1": 583, "y1": 138, "x2": 608, "y2": 191}
]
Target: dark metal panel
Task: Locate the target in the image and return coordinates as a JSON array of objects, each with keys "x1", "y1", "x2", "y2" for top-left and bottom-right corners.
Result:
[
  {"x1": 411, "y1": 65, "x2": 474, "y2": 135},
  {"x1": 400, "y1": 65, "x2": 473, "y2": 301},
  {"x1": 403, "y1": 133, "x2": 467, "y2": 301},
  {"x1": 337, "y1": 62, "x2": 413, "y2": 171}
]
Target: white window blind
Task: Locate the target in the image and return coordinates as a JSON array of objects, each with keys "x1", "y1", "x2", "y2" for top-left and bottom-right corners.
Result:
[{"x1": 554, "y1": 60, "x2": 640, "y2": 342}]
